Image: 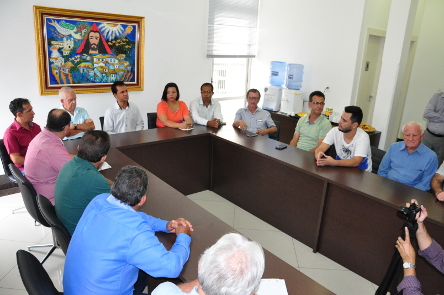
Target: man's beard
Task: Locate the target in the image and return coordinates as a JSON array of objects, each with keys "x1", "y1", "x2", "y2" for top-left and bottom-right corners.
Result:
[
  {"x1": 339, "y1": 126, "x2": 352, "y2": 133},
  {"x1": 90, "y1": 43, "x2": 98, "y2": 50}
]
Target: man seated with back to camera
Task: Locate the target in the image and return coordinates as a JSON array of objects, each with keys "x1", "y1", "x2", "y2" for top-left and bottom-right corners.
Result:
[
  {"x1": 377, "y1": 121, "x2": 438, "y2": 191},
  {"x1": 315, "y1": 106, "x2": 372, "y2": 172},
  {"x1": 232, "y1": 89, "x2": 277, "y2": 137},
  {"x1": 289, "y1": 90, "x2": 332, "y2": 152},
  {"x1": 63, "y1": 165, "x2": 193, "y2": 295},
  {"x1": 152, "y1": 232, "x2": 265, "y2": 295},
  {"x1": 55, "y1": 130, "x2": 112, "y2": 236},
  {"x1": 396, "y1": 199, "x2": 444, "y2": 295}
]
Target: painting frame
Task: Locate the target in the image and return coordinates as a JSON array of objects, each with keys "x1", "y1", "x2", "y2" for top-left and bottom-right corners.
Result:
[{"x1": 34, "y1": 6, "x2": 144, "y2": 95}]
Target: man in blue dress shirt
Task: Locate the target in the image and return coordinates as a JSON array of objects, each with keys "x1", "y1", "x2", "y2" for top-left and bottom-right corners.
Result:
[
  {"x1": 63, "y1": 165, "x2": 193, "y2": 295},
  {"x1": 378, "y1": 121, "x2": 438, "y2": 191}
]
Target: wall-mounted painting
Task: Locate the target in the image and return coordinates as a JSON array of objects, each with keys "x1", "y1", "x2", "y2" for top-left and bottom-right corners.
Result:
[{"x1": 34, "y1": 6, "x2": 144, "y2": 95}]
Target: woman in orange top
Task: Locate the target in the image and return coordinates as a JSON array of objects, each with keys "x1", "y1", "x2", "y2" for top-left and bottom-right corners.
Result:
[{"x1": 156, "y1": 82, "x2": 193, "y2": 128}]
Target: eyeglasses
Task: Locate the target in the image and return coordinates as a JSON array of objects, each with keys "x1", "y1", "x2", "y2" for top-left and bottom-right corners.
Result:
[
  {"x1": 201, "y1": 91, "x2": 213, "y2": 94},
  {"x1": 310, "y1": 102, "x2": 325, "y2": 105},
  {"x1": 247, "y1": 97, "x2": 260, "y2": 100}
]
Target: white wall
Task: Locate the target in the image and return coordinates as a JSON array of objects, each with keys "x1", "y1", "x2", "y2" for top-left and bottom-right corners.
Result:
[
  {"x1": 400, "y1": 0, "x2": 444, "y2": 130},
  {"x1": 0, "y1": 0, "x2": 212, "y2": 138},
  {"x1": 252, "y1": 0, "x2": 367, "y2": 114}
]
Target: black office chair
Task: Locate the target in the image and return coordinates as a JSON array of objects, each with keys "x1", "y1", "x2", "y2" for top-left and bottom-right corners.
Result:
[
  {"x1": 371, "y1": 145, "x2": 386, "y2": 174},
  {"x1": 0, "y1": 139, "x2": 22, "y2": 213},
  {"x1": 268, "y1": 121, "x2": 280, "y2": 141},
  {"x1": 99, "y1": 116, "x2": 104, "y2": 131},
  {"x1": 37, "y1": 194, "x2": 71, "y2": 255},
  {"x1": 9, "y1": 163, "x2": 57, "y2": 264},
  {"x1": 147, "y1": 112, "x2": 158, "y2": 129},
  {"x1": 16, "y1": 250, "x2": 62, "y2": 295}
]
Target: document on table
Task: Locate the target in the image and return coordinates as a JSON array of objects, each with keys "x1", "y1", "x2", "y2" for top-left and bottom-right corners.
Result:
[
  {"x1": 179, "y1": 127, "x2": 194, "y2": 131},
  {"x1": 256, "y1": 279, "x2": 288, "y2": 295},
  {"x1": 98, "y1": 161, "x2": 111, "y2": 171}
]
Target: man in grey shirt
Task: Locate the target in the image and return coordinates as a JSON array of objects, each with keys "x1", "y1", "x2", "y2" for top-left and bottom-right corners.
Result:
[{"x1": 423, "y1": 92, "x2": 444, "y2": 165}]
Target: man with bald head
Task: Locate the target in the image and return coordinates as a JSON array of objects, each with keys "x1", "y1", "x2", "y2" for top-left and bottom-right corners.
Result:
[
  {"x1": 59, "y1": 86, "x2": 95, "y2": 140},
  {"x1": 25, "y1": 109, "x2": 72, "y2": 204},
  {"x1": 378, "y1": 121, "x2": 438, "y2": 191}
]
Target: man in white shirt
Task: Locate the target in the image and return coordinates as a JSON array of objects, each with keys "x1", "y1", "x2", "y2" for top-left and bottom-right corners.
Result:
[
  {"x1": 315, "y1": 106, "x2": 372, "y2": 172},
  {"x1": 103, "y1": 81, "x2": 144, "y2": 134},
  {"x1": 190, "y1": 83, "x2": 223, "y2": 128}
]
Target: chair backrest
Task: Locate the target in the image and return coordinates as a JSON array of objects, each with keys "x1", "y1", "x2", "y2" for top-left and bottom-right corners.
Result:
[
  {"x1": 37, "y1": 194, "x2": 71, "y2": 255},
  {"x1": 0, "y1": 139, "x2": 16, "y2": 183},
  {"x1": 147, "y1": 112, "x2": 158, "y2": 129},
  {"x1": 16, "y1": 250, "x2": 61, "y2": 295},
  {"x1": 269, "y1": 121, "x2": 280, "y2": 141},
  {"x1": 9, "y1": 163, "x2": 50, "y2": 227},
  {"x1": 371, "y1": 145, "x2": 386, "y2": 174},
  {"x1": 99, "y1": 116, "x2": 104, "y2": 131}
]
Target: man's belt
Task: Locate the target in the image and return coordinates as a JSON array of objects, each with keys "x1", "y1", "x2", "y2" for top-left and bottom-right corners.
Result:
[{"x1": 427, "y1": 128, "x2": 444, "y2": 137}]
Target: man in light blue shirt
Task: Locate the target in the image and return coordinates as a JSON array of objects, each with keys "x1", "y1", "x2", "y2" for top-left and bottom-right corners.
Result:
[
  {"x1": 378, "y1": 121, "x2": 438, "y2": 191},
  {"x1": 152, "y1": 233, "x2": 264, "y2": 295},
  {"x1": 63, "y1": 166, "x2": 193, "y2": 295},
  {"x1": 233, "y1": 89, "x2": 277, "y2": 137},
  {"x1": 59, "y1": 86, "x2": 95, "y2": 140}
]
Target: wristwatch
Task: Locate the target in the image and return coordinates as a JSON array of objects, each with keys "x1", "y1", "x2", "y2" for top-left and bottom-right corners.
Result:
[
  {"x1": 403, "y1": 262, "x2": 416, "y2": 269},
  {"x1": 74, "y1": 124, "x2": 78, "y2": 130}
]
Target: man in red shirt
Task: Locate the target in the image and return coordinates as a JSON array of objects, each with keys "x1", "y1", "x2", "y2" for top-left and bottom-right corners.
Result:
[{"x1": 3, "y1": 98, "x2": 41, "y2": 172}]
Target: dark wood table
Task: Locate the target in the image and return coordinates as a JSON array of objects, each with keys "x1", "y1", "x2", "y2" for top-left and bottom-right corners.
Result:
[
  {"x1": 270, "y1": 111, "x2": 382, "y2": 147},
  {"x1": 64, "y1": 130, "x2": 334, "y2": 295},
  {"x1": 65, "y1": 125, "x2": 444, "y2": 294}
]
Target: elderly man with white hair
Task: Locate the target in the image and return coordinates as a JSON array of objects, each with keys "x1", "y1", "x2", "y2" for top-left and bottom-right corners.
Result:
[
  {"x1": 152, "y1": 233, "x2": 265, "y2": 295},
  {"x1": 59, "y1": 86, "x2": 95, "y2": 139},
  {"x1": 378, "y1": 121, "x2": 438, "y2": 191}
]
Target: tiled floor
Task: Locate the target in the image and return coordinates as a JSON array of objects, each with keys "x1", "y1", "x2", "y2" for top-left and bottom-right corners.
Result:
[
  {"x1": 187, "y1": 190, "x2": 380, "y2": 295},
  {"x1": 0, "y1": 191, "x2": 380, "y2": 294}
]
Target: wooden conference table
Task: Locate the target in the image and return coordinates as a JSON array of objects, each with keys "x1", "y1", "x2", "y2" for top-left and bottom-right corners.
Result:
[
  {"x1": 65, "y1": 125, "x2": 444, "y2": 294},
  {"x1": 64, "y1": 127, "x2": 334, "y2": 295}
]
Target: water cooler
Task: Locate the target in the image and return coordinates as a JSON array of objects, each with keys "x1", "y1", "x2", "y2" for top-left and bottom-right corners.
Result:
[
  {"x1": 281, "y1": 89, "x2": 307, "y2": 114},
  {"x1": 262, "y1": 86, "x2": 283, "y2": 112}
]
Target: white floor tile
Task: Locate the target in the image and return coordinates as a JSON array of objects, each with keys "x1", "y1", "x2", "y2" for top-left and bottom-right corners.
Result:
[
  {"x1": 191, "y1": 199, "x2": 235, "y2": 227},
  {"x1": 298, "y1": 268, "x2": 376, "y2": 295},
  {"x1": 0, "y1": 288, "x2": 28, "y2": 295},
  {"x1": 187, "y1": 190, "x2": 227, "y2": 202},
  {"x1": 292, "y1": 238, "x2": 347, "y2": 271},
  {"x1": 236, "y1": 228, "x2": 299, "y2": 269},
  {"x1": 0, "y1": 214, "x2": 50, "y2": 243},
  {"x1": 0, "y1": 194, "x2": 23, "y2": 209},
  {"x1": 233, "y1": 206, "x2": 278, "y2": 232},
  {"x1": 0, "y1": 240, "x2": 34, "y2": 280}
]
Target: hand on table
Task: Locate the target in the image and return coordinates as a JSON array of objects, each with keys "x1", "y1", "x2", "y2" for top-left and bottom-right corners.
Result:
[{"x1": 167, "y1": 218, "x2": 193, "y2": 235}]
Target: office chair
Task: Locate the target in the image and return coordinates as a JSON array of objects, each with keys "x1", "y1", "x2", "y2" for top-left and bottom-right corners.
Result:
[
  {"x1": 99, "y1": 116, "x2": 104, "y2": 131},
  {"x1": 9, "y1": 163, "x2": 57, "y2": 264},
  {"x1": 16, "y1": 250, "x2": 62, "y2": 295},
  {"x1": 0, "y1": 139, "x2": 22, "y2": 213},
  {"x1": 268, "y1": 121, "x2": 280, "y2": 141},
  {"x1": 371, "y1": 145, "x2": 386, "y2": 174},
  {"x1": 37, "y1": 194, "x2": 71, "y2": 255},
  {"x1": 147, "y1": 112, "x2": 158, "y2": 129}
]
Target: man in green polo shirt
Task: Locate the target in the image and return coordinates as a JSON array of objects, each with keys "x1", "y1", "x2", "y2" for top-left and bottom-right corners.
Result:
[
  {"x1": 55, "y1": 130, "x2": 112, "y2": 235},
  {"x1": 289, "y1": 91, "x2": 332, "y2": 152}
]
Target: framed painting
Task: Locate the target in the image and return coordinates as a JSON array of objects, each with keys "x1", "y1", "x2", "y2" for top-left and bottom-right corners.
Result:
[{"x1": 34, "y1": 6, "x2": 144, "y2": 95}]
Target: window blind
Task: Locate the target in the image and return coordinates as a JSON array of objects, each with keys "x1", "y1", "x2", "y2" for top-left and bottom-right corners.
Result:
[{"x1": 207, "y1": 0, "x2": 259, "y2": 58}]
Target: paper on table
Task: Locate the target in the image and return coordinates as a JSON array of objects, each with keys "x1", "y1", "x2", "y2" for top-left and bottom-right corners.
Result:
[
  {"x1": 256, "y1": 279, "x2": 288, "y2": 295},
  {"x1": 98, "y1": 161, "x2": 112, "y2": 171},
  {"x1": 179, "y1": 128, "x2": 194, "y2": 131}
]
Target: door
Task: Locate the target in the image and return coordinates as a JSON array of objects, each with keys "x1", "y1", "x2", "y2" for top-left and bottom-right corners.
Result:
[{"x1": 356, "y1": 35, "x2": 385, "y2": 124}]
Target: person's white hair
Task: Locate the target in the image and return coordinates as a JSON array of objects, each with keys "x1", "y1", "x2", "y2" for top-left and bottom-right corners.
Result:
[
  {"x1": 402, "y1": 121, "x2": 425, "y2": 135},
  {"x1": 59, "y1": 86, "x2": 75, "y2": 100},
  {"x1": 198, "y1": 233, "x2": 265, "y2": 295}
]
